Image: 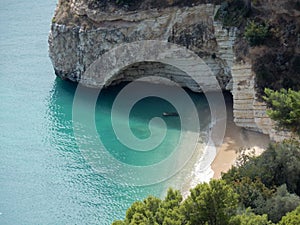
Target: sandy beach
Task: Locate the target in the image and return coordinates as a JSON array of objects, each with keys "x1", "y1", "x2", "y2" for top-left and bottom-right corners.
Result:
[
  {"x1": 211, "y1": 96, "x2": 270, "y2": 179},
  {"x1": 170, "y1": 94, "x2": 271, "y2": 198}
]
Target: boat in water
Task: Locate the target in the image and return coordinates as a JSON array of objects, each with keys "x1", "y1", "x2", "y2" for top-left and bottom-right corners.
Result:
[{"x1": 162, "y1": 112, "x2": 179, "y2": 117}]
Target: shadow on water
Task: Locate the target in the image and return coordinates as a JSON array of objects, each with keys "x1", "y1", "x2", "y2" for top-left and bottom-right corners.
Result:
[
  {"x1": 98, "y1": 83, "x2": 212, "y2": 167},
  {"x1": 47, "y1": 78, "x2": 212, "y2": 165}
]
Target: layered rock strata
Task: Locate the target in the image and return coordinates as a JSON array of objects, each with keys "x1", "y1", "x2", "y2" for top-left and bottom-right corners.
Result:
[
  {"x1": 232, "y1": 62, "x2": 292, "y2": 141},
  {"x1": 49, "y1": 0, "x2": 290, "y2": 141},
  {"x1": 49, "y1": 2, "x2": 236, "y2": 91}
]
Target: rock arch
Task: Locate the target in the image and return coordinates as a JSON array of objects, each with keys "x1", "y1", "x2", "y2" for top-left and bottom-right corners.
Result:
[
  {"x1": 80, "y1": 40, "x2": 228, "y2": 147},
  {"x1": 80, "y1": 41, "x2": 289, "y2": 141},
  {"x1": 81, "y1": 40, "x2": 221, "y2": 93}
]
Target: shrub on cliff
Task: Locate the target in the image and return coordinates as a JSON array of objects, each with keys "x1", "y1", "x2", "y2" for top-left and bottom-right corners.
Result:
[
  {"x1": 113, "y1": 139, "x2": 300, "y2": 224},
  {"x1": 112, "y1": 188, "x2": 184, "y2": 225},
  {"x1": 263, "y1": 88, "x2": 300, "y2": 136},
  {"x1": 215, "y1": 0, "x2": 251, "y2": 27},
  {"x1": 228, "y1": 177, "x2": 273, "y2": 211},
  {"x1": 244, "y1": 21, "x2": 269, "y2": 46}
]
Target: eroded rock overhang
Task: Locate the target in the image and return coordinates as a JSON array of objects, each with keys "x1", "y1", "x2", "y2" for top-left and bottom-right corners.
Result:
[{"x1": 49, "y1": 3, "x2": 236, "y2": 92}]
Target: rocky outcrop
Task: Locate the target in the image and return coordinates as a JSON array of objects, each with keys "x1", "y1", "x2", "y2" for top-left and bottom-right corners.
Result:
[
  {"x1": 49, "y1": 1, "x2": 236, "y2": 91},
  {"x1": 48, "y1": 0, "x2": 292, "y2": 141},
  {"x1": 232, "y1": 62, "x2": 293, "y2": 141}
]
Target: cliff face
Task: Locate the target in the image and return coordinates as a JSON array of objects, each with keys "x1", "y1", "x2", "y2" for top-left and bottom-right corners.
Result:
[
  {"x1": 232, "y1": 62, "x2": 292, "y2": 141},
  {"x1": 49, "y1": 1, "x2": 235, "y2": 90},
  {"x1": 48, "y1": 0, "x2": 293, "y2": 140}
]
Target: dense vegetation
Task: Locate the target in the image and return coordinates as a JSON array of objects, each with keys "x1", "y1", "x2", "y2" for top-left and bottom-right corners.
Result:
[
  {"x1": 113, "y1": 140, "x2": 300, "y2": 224},
  {"x1": 263, "y1": 88, "x2": 300, "y2": 136},
  {"x1": 244, "y1": 21, "x2": 269, "y2": 46}
]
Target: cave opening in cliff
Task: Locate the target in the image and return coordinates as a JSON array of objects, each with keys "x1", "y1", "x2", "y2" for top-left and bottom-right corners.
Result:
[
  {"x1": 104, "y1": 61, "x2": 233, "y2": 101},
  {"x1": 100, "y1": 60, "x2": 233, "y2": 136},
  {"x1": 107, "y1": 61, "x2": 202, "y2": 92}
]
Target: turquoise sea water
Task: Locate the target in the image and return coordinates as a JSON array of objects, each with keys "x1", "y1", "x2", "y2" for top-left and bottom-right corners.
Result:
[{"x1": 0, "y1": 1, "x2": 211, "y2": 224}]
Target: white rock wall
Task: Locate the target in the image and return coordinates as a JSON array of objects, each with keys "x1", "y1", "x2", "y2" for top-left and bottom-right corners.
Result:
[
  {"x1": 232, "y1": 62, "x2": 293, "y2": 141},
  {"x1": 49, "y1": 3, "x2": 236, "y2": 91}
]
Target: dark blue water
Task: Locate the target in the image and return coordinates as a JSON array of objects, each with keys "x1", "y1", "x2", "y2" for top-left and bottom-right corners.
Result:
[{"x1": 0, "y1": 1, "x2": 211, "y2": 224}]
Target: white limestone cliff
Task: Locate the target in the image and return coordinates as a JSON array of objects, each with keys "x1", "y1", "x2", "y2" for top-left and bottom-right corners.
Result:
[{"x1": 49, "y1": 0, "x2": 291, "y2": 141}]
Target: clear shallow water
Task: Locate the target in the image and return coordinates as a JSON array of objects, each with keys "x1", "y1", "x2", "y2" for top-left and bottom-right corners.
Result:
[{"x1": 0, "y1": 1, "x2": 211, "y2": 224}]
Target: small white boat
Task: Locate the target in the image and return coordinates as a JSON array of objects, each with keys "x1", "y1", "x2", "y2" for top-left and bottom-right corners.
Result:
[{"x1": 162, "y1": 112, "x2": 179, "y2": 117}]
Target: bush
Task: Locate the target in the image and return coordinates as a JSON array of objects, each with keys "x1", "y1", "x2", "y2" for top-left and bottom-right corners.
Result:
[
  {"x1": 279, "y1": 205, "x2": 300, "y2": 225},
  {"x1": 215, "y1": 0, "x2": 251, "y2": 27},
  {"x1": 230, "y1": 177, "x2": 273, "y2": 210},
  {"x1": 256, "y1": 185, "x2": 300, "y2": 223},
  {"x1": 223, "y1": 140, "x2": 300, "y2": 195},
  {"x1": 113, "y1": 180, "x2": 238, "y2": 225},
  {"x1": 244, "y1": 21, "x2": 269, "y2": 46},
  {"x1": 263, "y1": 88, "x2": 300, "y2": 136},
  {"x1": 112, "y1": 188, "x2": 184, "y2": 225},
  {"x1": 229, "y1": 208, "x2": 272, "y2": 225},
  {"x1": 181, "y1": 180, "x2": 239, "y2": 225}
]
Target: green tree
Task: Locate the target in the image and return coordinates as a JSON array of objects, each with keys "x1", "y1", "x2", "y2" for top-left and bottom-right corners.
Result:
[
  {"x1": 229, "y1": 208, "x2": 272, "y2": 225},
  {"x1": 223, "y1": 140, "x2": 300, "y2": 195},
  {"x1": 112, "y1": 188, "x2": 183, "y2": 225},
  {"x1": 115, "y1": 196, "x2": 161, "y2": 225},
  {"x1": 279, "y1": 205, "x2": 300, "y2": 225},
  {"x1": 244, "y1": 20, "x2": 269, "y2": 46},
  {"x1": 181, "y1": 179, "x2": 239, "y2": 225},
  {"x1": 256, "y1": 185, "x2": 300, "y2": 223},
  {"x1": 155, "y1": 189, "x2": 184, "y2": 225},
  {"x1": 230, "y1": 177, "x2": 273, "y2": 210},
  {"x1": 262, "y1": 140, "x2": 300, "y2": 195},
  {"x1": 263, "y1": 88, "x2": 300, "y2": 136}
]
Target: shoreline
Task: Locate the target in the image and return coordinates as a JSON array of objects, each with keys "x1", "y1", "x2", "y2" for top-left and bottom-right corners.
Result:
[
  {"x1": 169, "y1": 94, "x2": 270, "y2": 198},
  {"x1": 182, "y1": 95, "x2": 270, "y2": 197},
  {"x1": 210, "y1": 95, "x2": 270, "y2": 179},
  {"x1": 211, "y1": 120, "x2": 270, "y2": 179}
]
